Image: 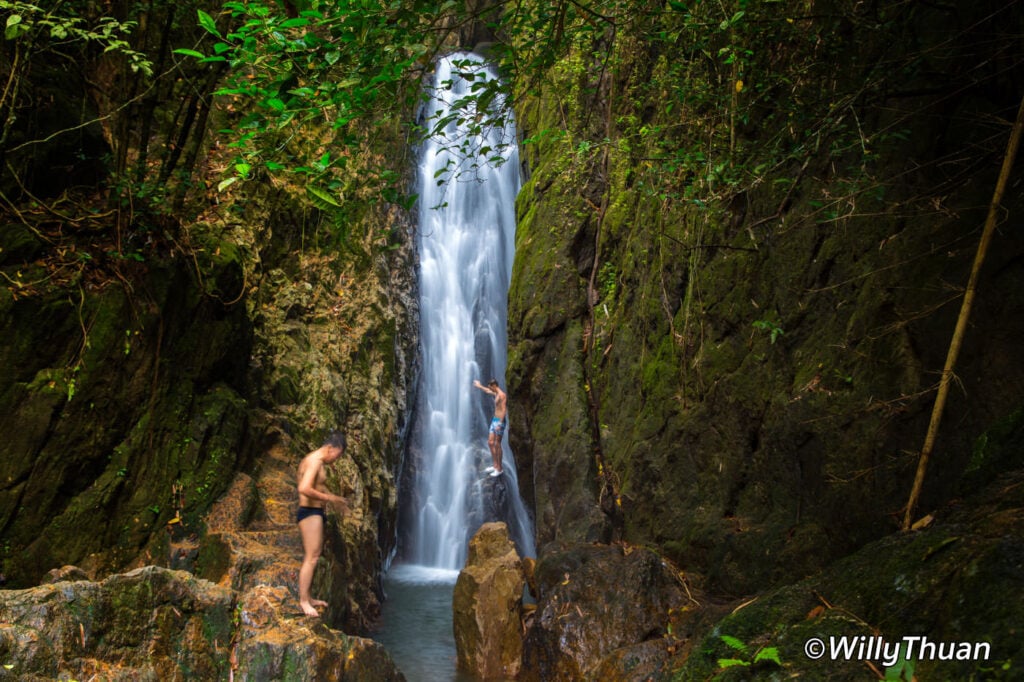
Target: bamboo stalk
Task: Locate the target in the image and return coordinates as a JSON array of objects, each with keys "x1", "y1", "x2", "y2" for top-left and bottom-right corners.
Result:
[{"x1": 902, "y1": 94, "x2": 1024, "y2": 530}]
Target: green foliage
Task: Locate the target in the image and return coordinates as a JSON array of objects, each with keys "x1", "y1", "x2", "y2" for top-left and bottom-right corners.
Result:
[
  {"x1": 162, "y1": 0, "x2": 964, "y2": 237},
  {"x1": 598, "y1": 261, "x2": 617, "y2": 303},
  {"x1": 884, "y1": 652, "x2": 915, "y2": 681},
  {"x1": 175, "y1": 2, "x2": 441, "y2": 190},
  {"x1": 1, "y1": 1, "x2": 152, "y2": 75},
  {"x1": 713, "y1": 633, "x2": 782, "y2": 676},
  {"x1": 753, "y1": 318, "x2": 784, "y2": 344},
  {"x1": 0, "y1": 0, "x2": 153, "y2": 164}
]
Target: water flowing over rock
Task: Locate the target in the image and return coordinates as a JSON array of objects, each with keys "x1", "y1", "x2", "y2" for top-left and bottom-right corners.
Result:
[
  {"x1": 521, "y1": 543, "x2": 689, "y2": 681},
  {"x1": 452, "y1": 522, "x2": 526, "y2": 678},
  {"x1": 402, "y1": 51, "x2": 535, "y2": 570}
]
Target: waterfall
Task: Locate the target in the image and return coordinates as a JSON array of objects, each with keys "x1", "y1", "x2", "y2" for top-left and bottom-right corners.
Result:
[{"x1": 405, "y1": 52, "x2": 535, "y2": 570}]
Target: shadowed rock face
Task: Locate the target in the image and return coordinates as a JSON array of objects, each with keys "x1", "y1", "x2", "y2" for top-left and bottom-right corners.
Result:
[
  {"x1": 521, "y1": 543, "x2": 689, "y2": 681},
  {"x1": 507, "y1": 1, "x2": 1024, "y2": 601},
  {"x1": 507, "y1": 466, "x2": 1024, "y2": 681},
  {"x1": 668, "y1": 467, "x2": 1024, "y2": 681},
  {"x1": 452, "y1": 521, "x2": 526, "y2": 679}
]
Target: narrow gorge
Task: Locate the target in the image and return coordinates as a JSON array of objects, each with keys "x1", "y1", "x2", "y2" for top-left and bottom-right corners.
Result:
[{"x1": 1, "y1": 1, "x2": 1022, "y2": 680}]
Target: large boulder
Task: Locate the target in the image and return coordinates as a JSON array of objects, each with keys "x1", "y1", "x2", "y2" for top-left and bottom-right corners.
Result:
[
  {"x1": 521, "y1": 543, "x2": 688, "y2": 681},
  {"x1": 452, "y1": 521, "x2": 527, "y2": 678},
  {"x1": 0, "y1": 566, "x2": 234, "y2": 681}
]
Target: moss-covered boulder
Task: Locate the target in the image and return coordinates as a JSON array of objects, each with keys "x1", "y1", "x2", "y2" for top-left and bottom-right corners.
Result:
[
  {"x1": 671, "y1": 467, "x2": 1024, "y2": 680},
  {"x1": 0, "y1": 566, "x2": 233, "y2": 681}
]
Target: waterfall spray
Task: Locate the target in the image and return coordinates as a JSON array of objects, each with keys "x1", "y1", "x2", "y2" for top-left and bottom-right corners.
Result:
[{"x1": 406, "y1": 52, "x2": 536, "y2": 570}]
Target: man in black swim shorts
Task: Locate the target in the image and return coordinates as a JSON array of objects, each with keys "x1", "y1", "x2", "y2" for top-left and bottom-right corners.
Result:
[{"x1": 296, "y1": 431, "x2": 349, "y2": 617}]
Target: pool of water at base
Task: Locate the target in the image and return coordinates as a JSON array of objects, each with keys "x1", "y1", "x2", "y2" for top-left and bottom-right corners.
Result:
[{"x1": 371, "y1": 563, "x2": 480, "y2": 682}]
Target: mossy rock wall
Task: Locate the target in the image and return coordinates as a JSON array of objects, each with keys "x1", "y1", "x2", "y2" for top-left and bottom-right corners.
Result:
[
  {"x1": 0, "y1": 234, "x2": 253, "y2": 585},
  {"x1": 508, "y1": 2, "x2": 1024, "y2": 594},
  {"x1": 0, "y1": 113, "x2": 418, "y2": 619}
]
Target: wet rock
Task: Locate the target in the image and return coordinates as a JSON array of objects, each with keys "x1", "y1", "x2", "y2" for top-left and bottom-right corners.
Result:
[
  {"x1": 521, "y1": 543, "x2": 688, "y2": 681},
  {"x1": 589, "y1": 639, "x2": 675, "y2": 682},
  {"x1": 453, "y1": 521, "x2": 526, "y2": 679}
]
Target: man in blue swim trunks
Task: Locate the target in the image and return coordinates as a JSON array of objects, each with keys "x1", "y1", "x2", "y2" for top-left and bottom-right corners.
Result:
[
  {"x1": 296, "y1": 430, "x2": 349, "y2": 617},
  {"x1": 473, "y1": 379, "x2": 507, "y2": 477}
]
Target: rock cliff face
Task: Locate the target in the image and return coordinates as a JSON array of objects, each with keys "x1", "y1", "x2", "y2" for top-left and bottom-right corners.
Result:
[
  {"x1": 507, "y1": 0, "x2": 1024, "y2": 598},
  {"x1": 0, "y1": 233, "x2": 254, "y2": 586},
  {"x1": 0, "y1": 68, "x2": 418, "y2": 661},
  {"x1": 0, "y1": 174, "x2": 418, "y2": 627}
]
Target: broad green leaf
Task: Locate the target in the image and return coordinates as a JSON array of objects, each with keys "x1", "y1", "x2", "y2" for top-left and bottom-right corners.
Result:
[
  {"x1": 217, "y1": 177, "x2": 238, "y2": 192},
  {"x1": 306, "y1": 185, "x2": 341, "y2": 208},
  {"x1": 173, "y1": 48, "x2": 206, "y2": 59},
  {"x1": 197, "y1": 10, "x2": 220, "y2": 37}
]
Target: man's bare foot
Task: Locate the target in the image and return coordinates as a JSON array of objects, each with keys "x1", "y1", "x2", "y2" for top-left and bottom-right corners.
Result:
[
  {"x1": 311, "y1": 599, "x2": 328, "y2": 608},
  {"x1": 300, "y1": 600, "x2": 320, "y2": 617}
]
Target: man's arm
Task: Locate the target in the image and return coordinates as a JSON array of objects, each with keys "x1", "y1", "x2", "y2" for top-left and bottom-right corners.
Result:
[{"x1": 473, "y1": 380, "x2": 493, "y2": 395}]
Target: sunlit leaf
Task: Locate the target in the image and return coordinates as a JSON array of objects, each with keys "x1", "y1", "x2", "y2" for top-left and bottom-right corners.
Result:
[{"x1": 197, "y1": 9, "x2": 219, "y2": 37}]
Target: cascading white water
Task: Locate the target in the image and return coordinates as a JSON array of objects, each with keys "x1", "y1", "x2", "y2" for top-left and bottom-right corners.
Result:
[{"x1": 406, "y1": 52, "x2": 536, "y2": 570}]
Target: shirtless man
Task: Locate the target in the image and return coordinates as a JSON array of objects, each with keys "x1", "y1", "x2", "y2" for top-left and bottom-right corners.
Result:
[
  {"x1": 296, "y1": 431, "x2": 349, "y2": 617},
  {"x1": 473, "y1": 379, "x2": 507, "y2": 476}
]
